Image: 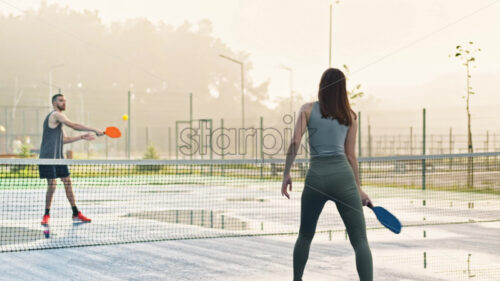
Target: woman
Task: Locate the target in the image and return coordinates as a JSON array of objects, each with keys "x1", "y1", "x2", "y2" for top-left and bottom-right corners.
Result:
[{"x1": 281, "y1": 68, "x2": 373, "y2": 281}]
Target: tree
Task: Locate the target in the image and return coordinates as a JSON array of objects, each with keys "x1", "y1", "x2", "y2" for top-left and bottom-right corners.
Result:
[
  {"x1": 143, "y1": 141, "x2": 160, "y2": 160},
  {"x1": 137, "y1": 142, "x2": 161, "y2": 172},
  {"x1": 450, "y1": 41, "x2": 481, "y2": 188},
  {"x1": 12, "y1": 136, "x2": 32, "y2": 173},
  {"x1": 0, "y1": 3, "x2": 274, "y2": 158}
]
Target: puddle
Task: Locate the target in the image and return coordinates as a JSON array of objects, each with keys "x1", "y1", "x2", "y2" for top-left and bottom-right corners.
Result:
[{"x1": 122, "y1": 209, "x2": 248, "y2": 230}]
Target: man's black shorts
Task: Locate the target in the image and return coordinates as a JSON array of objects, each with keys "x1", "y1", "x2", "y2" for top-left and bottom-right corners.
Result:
[{"x1": 38, "y1": 165, "x2": 70, "y2": 179}]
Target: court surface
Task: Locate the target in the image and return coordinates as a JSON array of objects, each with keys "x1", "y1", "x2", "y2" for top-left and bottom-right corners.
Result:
[
  {"x1": 1, "y1": 157, "x2": 499, "y2": 280},
  {"x1": 1, "y1": 217, "x2": 499, "y2": 280}
]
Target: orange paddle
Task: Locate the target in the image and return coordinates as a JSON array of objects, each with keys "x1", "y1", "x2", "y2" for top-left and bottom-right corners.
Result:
[{"x1": 103, "y1": 127, "x2": 121, "y2": 138}]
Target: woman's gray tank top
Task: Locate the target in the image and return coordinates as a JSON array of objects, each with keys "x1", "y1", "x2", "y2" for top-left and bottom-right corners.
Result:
[{"x1": 307, "y1": 101, "x2": 349, "y2": 158}]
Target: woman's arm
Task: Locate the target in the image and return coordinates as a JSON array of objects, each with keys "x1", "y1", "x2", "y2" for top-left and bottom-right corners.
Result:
[
  {"x1": 282, "y1": 103, "x2": 310, "y2": 199},
  {"x1": 344, "y1": 113, "x2": 372, "y2": 206},
  {"x1": 344, "y1": 115, "x2": 362, "y2": 191},
  {"x1": 283, "y1": 103, "x2": 310, "y2": 175}
]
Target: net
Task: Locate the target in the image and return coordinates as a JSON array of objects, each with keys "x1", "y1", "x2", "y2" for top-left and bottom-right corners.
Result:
[{"x1": 1, "y1": 152, "x2": 499, "y2": 253}]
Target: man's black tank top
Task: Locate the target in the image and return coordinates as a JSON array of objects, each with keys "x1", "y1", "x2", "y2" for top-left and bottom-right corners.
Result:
[{"x1": 39, "y1": 111, "x2": 64, "y2": 159}]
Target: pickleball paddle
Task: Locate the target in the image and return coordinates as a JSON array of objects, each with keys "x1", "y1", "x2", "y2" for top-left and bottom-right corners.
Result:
[{"x1": 367, "y1": 202, "x2": 402, "y2": 234}]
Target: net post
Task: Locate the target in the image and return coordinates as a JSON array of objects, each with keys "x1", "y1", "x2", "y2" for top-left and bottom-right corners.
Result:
[
  {"x1": 209, "y1": 119, "x2": 213, "y2": 176},
  {"x1": 175, "y1": 121, "x2": 179, "y2": 173},
  {"x1": 127, "y1": 90, "x2": 131, "y2": 160},
  {"x1": 200, "y1": 120, "x2": 204, "y2": 161},
  {"x1": 358, "y1": 111, "x2": 362, "y2": 184},
  {"x1": 260, "y1": 116, "x2": 264, "y2": 179},
  {"x1": 168, "y1": 126, "x2": 172, "y2": 159},
  {"x1": 422, "y1": 108, "x2": 426, "y2": 190},
  {"x1": 358, "y1": 111, "x2": 362, "y2": 157},
  {"x1": 221, "y1": 118, "x2": 225, "y2": 176},
  {"x1": 210, "y1": 210, "x2": 213, "y2": 228},
  {"x1": 486, "y1": 131, "x2": 489, "y2": 170},
  {"x1": 189, "y1": 92, "x2": 193, "y2": 174},
  {"x1": 423, "y1": 251, "x2": 427, "y2": 268},
  {"x1": 449, "y1": 127, "x2": 453, "y2": 170}
]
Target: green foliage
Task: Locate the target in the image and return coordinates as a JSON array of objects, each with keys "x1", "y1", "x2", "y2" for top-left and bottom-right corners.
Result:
[
  {"x1": 342, "y1": 64, "x2": 364, "y2": 104},
  {"x1": 12, "y1": 137, "x2": 32, "y2": 173},
  {"x1": 451, "y1": 41, "x2": 480, "y2": 65},
  {"x1": 143, "y1": 142, "x2": 160, "y2": 160},
  {"x1": 137, "y1": 142, "x2": 161, "y2": 172},
  {"x1": 0, "y1": 4, "x2": 278, "y2": 129},
  {"x1": 19, "y1": 142, "x2": 32, "y2": 158}
]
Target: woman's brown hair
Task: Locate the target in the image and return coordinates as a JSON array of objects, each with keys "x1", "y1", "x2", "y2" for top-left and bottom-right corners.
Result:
[{"x1": 317, "y1": 68, "x2": 356, "y2": 126}]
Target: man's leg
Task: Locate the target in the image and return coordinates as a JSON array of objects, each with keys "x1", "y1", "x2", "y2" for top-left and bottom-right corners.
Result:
[
  {"x1": 61, "y1": 176, "x2": 91, "y2": 222},
  {"x1": 41, "y1": 178, "x2": 57, "y2": 225},
  {"x1": 61, "y1": 176, "x2": 76, "y2": 207},
  {"x1": 45, "y1": 178, "x2": 57, "y2": 210}
]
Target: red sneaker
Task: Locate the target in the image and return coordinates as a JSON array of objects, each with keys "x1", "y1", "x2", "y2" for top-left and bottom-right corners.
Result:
[
  {"x1": 41, "y1": 214, "x2": 50, "y2": 225},
  {"x1": 72, "y1": 212, "x2": 91, "y2": 223}
]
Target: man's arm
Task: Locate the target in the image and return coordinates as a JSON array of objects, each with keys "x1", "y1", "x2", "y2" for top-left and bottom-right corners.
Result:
[
  {"x1": 63, "y1": 135, "x2": 85, "y2": 144},
  {"x1": 62, "y1": 128, "x2": 96, "y2": 144},
  {"x1": 54, "y1": 112, "x2": 103, "y2": 135}
]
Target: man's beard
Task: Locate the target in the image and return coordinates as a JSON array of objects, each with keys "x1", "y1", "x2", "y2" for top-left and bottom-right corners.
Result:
[{"x1": 57, "y1": 105, "x2": 66, "y2": 111}]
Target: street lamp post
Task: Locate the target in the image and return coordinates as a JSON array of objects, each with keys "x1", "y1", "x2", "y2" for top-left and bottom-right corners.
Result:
[
  {"x1": 48, "y1": 64, "x2": 65, "y2": 107},
  {"x1": 219, "y1": 54, "x2": 245, "y2": 129},
  {"x1": 77, "y1": 82, "x2": 84, "y2": 123},
  {"x1": 329, "y1": 1, "x2": 340, "y2": 67},
  {"x1": 219, "y1": 54, "x2": 245, "y2": 157},
  {"x1": 329, "y1": 3, "x2": 332, "y2": 67}
]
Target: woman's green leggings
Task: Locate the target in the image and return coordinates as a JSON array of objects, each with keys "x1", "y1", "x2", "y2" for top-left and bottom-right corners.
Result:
[{"x1": 293, "y1": 154, "x2": 373, "y2": 281}]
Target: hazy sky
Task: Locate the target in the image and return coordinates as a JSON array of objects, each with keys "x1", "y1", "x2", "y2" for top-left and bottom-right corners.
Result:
[{"x1": 2, "y1": 0, "x2": 500, "y2": 114}]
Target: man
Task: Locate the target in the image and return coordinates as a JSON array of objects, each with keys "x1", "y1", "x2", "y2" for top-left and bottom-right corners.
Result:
[{"x1": 39, "y1": 93, "x2": 104, "y2": 226}]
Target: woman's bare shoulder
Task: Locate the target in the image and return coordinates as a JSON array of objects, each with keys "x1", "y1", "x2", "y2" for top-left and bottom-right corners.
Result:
[{"x1": 300, "y1": 102, "x2": 314, "y2": 112}]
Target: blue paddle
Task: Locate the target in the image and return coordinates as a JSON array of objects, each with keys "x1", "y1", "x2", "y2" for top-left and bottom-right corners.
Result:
[{"x1": 367, "y1": 202, "x2": 402, "y2": 234}]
